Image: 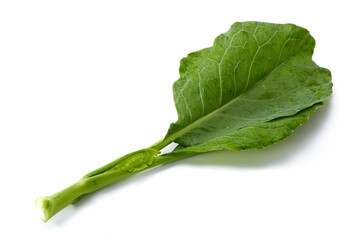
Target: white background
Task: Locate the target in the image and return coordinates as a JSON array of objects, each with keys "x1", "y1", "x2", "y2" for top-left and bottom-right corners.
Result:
[{"x1": 0, "y1": 0, "x2": 359, "y2": 239}]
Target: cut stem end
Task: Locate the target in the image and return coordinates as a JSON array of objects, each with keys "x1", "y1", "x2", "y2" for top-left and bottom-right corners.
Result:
[{"x1": 35, "y1": 196, "x2": 52, "y2": 223}]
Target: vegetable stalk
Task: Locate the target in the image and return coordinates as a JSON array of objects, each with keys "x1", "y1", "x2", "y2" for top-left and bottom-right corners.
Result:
[{"x1": 35, "y1": 143, "x2": 196, "y2": 222}]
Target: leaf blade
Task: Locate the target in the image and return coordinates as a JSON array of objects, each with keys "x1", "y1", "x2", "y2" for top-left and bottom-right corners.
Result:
[{"x1": 163, "y1": 22, "x2": 332, "y2": 147}]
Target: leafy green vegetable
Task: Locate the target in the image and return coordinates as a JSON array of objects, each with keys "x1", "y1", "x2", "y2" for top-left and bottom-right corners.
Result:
[{"x1": 36, "y1": 21, "x2": 332, "y2": 222}]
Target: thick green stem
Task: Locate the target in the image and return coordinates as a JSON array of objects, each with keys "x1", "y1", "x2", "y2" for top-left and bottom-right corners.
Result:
[
  {"x1": 36, "y1": 169, "x2": 132, "y2": 222},
  {"x1": 36, "y1": 142, "x2": 199, "y2": 223}
]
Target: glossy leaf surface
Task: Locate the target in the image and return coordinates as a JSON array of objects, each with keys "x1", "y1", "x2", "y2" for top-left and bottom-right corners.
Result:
[{"x1": 162, "y1": 22, "x2": 332, "y2": 147}]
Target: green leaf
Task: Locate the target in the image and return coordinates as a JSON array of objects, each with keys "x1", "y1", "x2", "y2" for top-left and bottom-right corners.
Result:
[
  {"x1": 164, "y1": 103, "x2": 323, "y2": 155},
  {"x1": 161, "y1": 22, "x2": 332, "y2": 148}
]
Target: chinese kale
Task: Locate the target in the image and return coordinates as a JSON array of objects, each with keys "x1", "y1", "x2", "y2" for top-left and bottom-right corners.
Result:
[{"x1": 36, "y1": 22, "x2": 332, "y2": 222}]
